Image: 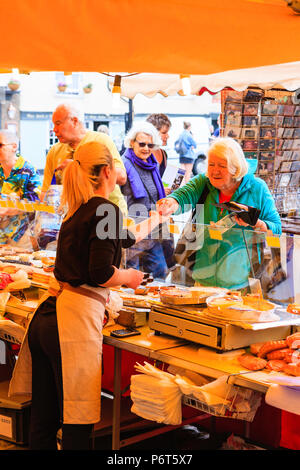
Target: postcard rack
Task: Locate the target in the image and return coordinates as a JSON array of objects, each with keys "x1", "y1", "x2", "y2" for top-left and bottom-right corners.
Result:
[{"x1": 220, "y1": 88, "x2": 300, "y2": 214}]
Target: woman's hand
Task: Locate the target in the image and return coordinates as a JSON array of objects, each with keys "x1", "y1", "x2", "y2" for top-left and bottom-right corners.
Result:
[
  {"x1": 234, "y1": 216, "x2": 268, "y2": 232},
  {"x1": 156, "y1": 197, "x2": 179, "y2": 217},
  {"x1": 149, "y1": 210, "x2": 170, "y2": 225},
  {"x1": 125, "y1": 268, "x2": 144, "y2": 289},
  {"x1": 254, "y1": 219, "x2": 268, "y2": 232},
  {"x1": 130, "y1": 210, "x2": 170, "y2": 243}
]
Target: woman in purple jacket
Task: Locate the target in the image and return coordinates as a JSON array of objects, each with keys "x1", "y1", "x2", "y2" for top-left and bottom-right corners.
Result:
[{"x1": 121, "y1": 121, "x2": 174, "y2": 278}]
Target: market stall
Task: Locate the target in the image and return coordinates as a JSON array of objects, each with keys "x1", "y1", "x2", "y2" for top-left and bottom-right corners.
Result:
[{"x1": 0, "y1": 219, "x2": 299, "y2": 448}]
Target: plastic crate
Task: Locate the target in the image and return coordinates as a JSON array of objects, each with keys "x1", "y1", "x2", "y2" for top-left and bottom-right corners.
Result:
[
  {"x1": 0, "y1": 406, "x2": 31, "y2": 445},
  {"x1": 182, "y1": 383, "x2": 262, "y2": 422},
  {"x1": 0, "y1": 381, "x2": 31, "y2": 445}
]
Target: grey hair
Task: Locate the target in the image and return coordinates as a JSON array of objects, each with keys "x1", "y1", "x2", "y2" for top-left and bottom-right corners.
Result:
[
  {"x1": 0, "y1": 129, "x2": 19, "y2": 147},
  {"x1": 97, "y1": 124, "x2": 109, "y2": 135},
  {"x1": 124, "y1": 121, "x2": 162, "y2": 148},
  {"x1": 54, "y1": 103, "x2": 85, "y2": 123}
]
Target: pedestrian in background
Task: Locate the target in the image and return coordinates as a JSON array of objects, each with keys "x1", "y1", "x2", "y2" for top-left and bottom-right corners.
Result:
[
  {"x1": 176, "y1": 121, "x2": 197, "y2": 184},
  {"x1": 146, "y1": 113, "x2": 171, "y2": 177}
]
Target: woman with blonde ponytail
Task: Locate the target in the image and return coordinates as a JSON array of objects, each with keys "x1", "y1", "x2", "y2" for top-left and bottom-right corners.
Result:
[{"x1": 9, "y1": 141, "x2": 168, "y2": 450}]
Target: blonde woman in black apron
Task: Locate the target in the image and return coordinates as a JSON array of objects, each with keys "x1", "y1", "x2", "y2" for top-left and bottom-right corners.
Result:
[{"x1": 9, "y1": 141, "x2": 166, "y2": 450}]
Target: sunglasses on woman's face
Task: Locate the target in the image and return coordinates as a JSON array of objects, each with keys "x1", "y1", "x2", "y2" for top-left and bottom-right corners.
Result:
[{"x1": 135, "y1": 141, "x2": 155, "y2": 149}]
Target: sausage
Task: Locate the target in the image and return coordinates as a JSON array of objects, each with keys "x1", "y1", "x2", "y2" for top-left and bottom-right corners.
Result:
[
  {"x1": 266, "y1": 360, "x2": 286, "y2": 371},
  {"x1": 238, "y1": 353, "x2": 267, "y2": 371},
  {"x1": 284, "y1": 349, "x2": 300, "y2": 364},
  {"x1": 283, "y1": 363, "x2": 300, "y2": 377},
  {"x1": 250, "y1": 342, "x2": 265, "y2": 356},
  {"x1": 286, "y1": 332, "x2": 300, "y2": 349},
  {"x1": 287, "y1": 304, "x2": 300, "y2": 315},
  {"x1": 266, "y1": 348, "x2": 290, "y2": 361},
  {"x1": 257, "y1": 340, "x2": 288, "y2": 358}
]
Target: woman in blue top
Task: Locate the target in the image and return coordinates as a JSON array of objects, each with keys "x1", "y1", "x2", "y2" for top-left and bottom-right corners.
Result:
[
  {"x1": 157, "y1": 137, "x2": 281, "y2": 290},
  {"x1": 177, "y1": 121, "x2": 197, "y2": 184}
]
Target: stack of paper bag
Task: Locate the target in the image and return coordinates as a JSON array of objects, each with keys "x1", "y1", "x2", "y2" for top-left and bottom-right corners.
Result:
[{"x1": 130, "y1": 363, "x2": 182, "y2": 425}]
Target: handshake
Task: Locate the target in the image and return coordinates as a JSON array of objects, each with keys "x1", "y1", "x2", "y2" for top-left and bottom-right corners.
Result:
[{"x1": 155, "y1": 197, "x2": 179, "y2": 217}]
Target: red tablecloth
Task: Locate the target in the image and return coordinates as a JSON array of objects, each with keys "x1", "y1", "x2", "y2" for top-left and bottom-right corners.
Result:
[{"x1": 280, "y1": 411, "x2": 300, "y2": 450}]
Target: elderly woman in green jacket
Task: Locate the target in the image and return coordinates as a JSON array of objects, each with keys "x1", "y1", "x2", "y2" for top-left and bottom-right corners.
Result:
[{"x1": 157, "y1": 137, "x2": 281, "y2": 290}]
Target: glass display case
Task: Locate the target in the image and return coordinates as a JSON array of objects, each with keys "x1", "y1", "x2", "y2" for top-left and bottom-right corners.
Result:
[{"x1": 123, "y1": 215, "x2": 300, "y2": 306}]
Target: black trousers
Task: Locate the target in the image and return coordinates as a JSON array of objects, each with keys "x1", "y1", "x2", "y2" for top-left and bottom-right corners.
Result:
[{"x1": 27, "y1": 297, "x2": 93, "y2": 450}]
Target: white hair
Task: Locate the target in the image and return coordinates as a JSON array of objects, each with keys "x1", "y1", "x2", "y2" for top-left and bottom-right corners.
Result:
[
  {"x1": 0, "y1": 129, "x2": 19, "y2": 147},
  {"x1": 97, "y1": 124, "x2": 109, "y2": 135},
  {"x1": 207, "y1": 137, "x2": 248, "y2": 181},
  {"x1": 124, "y1": 121, "x2": 162, "y2": 148},
  {"x1": 54, "y1": 103, "x2": 85, "y2": 123}
]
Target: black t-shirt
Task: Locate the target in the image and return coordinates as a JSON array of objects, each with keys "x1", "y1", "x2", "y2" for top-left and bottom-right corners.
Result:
[{"x1": 54, "y1": 196, "x2": 135, "y2": 287}]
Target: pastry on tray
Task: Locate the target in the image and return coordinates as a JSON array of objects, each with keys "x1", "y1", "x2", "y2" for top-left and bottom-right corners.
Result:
[
  {"x1": 206, "y1": 292, "x2": 279, "y2": 322},
  {"x1": 118, "y1": 291, "x2": 152, "y2": 307},
  {"x1": 205, "y1": 292, "x2": 244, "y2": 313},
  {"x1": 160, "y1": 286, "x2": 227, "y2": 305},
  {"x1": 242, "y1": 293, "x2": 275, "y2": 311}
]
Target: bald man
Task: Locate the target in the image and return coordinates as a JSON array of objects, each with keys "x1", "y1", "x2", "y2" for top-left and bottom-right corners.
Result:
[
  {"x1": 0, "y1": 129, "x2": 41, "y2": 244},
  {"x1": 41, "y1": 104, "x2": 127, "y2": 215}
]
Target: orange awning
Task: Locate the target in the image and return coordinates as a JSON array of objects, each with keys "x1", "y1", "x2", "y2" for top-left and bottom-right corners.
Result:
[{"x1": 0, "y1": 0, "x2": 300, "y2": 75}]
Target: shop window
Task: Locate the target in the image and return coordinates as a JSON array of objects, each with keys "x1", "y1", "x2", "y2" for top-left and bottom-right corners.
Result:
[
  {"x1": 55, "y1": 72, "x2": 82, "y2": 95},
  {"x1": 49, "y1": 122, "x2": 59, "y2": 147}
]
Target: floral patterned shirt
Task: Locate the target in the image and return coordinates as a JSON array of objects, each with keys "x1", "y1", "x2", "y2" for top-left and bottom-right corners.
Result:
[{"x1": 0, "y1": 155, "x2": 41, "y2": 243}]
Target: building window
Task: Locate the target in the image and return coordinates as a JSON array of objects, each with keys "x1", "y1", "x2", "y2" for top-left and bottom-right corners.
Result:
[
  {"x1": 55, "y1": 72, "x2": 82, "y2": 95},
  {"x1": 49, "y1": 123, "x2": 59, "y2": 147}
]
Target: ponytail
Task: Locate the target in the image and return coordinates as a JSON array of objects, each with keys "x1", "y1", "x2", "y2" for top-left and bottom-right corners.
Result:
[{"x1": 61, "y1": 141, "x2": 113, "y2": 221}]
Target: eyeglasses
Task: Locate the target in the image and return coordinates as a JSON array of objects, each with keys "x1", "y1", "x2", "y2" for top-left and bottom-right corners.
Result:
[
  {"x1": 0, "y1": 143, "x2": 13, "y2": 148},
  {"x1": 135, "y1": 141, "x2": 155, "y2": 149}
]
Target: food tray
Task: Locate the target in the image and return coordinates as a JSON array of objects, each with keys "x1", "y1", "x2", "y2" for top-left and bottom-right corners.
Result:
[
  {"x1": 160, "y1": 287, "x2": 227, "y2": 306},
  {"x1": 182, "y1": 384, "x2": 262, "y2": 422},
  {"x1": 160, "y1": 294, "x2": 207, "y2": 305}
]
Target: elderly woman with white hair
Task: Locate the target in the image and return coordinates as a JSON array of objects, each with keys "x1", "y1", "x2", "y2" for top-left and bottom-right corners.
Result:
[
  {"x1": 121, "y1": 121, "x2": 174, "y2": 278},
  {"x1": 157, "y1": 137, "x2": 281, "y2": 289}
]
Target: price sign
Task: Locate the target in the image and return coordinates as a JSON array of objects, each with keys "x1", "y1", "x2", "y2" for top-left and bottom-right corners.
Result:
[
  {"x1": 208, "y1": 227, "x2": 223, "y2": 240},
  {"x1": 169, "y1": 223, "x2": 180, "y2": 234},
  {"x1": 265, "y1": 231, "x2": 281, "y2": 248}
]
